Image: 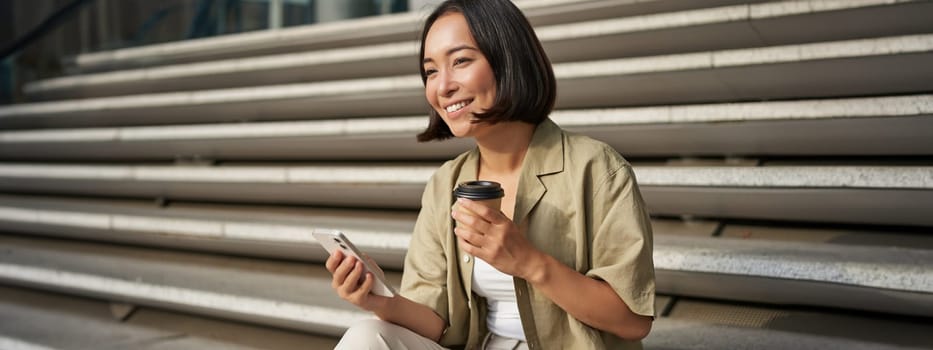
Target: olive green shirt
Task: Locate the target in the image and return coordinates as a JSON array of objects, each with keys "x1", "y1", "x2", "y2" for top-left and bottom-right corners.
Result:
[{"x1": 401, "y1": 119, "x2": 655, "y2": 350}]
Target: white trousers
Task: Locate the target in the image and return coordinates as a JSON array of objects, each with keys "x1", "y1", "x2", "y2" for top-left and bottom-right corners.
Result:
[{"x1": 334, "y1": 319, "x2": 528, "y2": 350}]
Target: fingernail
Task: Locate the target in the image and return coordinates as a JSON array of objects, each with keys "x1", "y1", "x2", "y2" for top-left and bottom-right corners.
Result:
[{"x1": 457, "y1": 198, "x2": 466, "y2": 203}]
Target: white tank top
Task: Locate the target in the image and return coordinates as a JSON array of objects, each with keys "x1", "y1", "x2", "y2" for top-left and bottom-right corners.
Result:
[{"x1": 471, "y1": 257, "x2": 526, "y2": 340}]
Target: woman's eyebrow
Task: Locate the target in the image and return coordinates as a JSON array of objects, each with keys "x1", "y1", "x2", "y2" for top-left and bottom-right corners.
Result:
[{"x1": 422, "y1": 45, "x2": 479, "y2": 64}]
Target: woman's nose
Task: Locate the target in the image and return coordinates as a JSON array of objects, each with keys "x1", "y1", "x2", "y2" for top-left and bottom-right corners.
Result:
[{"x1": 437, "y1": 71, "x2": 458, "y2": 97}]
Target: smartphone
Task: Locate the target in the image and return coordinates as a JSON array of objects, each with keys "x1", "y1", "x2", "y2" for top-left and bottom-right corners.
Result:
[{"x1": 312, "y1": 229, "x2": 397, "y2": 297}]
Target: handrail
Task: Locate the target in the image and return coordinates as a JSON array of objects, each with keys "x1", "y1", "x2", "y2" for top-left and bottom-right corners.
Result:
[{"x1": 0, "y1": 0, "x2": 93, "y2": 60}]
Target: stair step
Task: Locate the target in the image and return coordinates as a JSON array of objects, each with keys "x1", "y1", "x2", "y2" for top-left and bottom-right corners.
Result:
[
  {"x1": 68, "y1": 0, "x2": 767, "y2": 73},
  {"x1": 0, "y1": 285, "x2": 339, "y2": 349},
  {"x1": 0, "y1": 197, "x2": 929, "y2": 316},
  {"x1": 6, "y1": 279, "x2": 926, "y2": 350},
  {"x1": 26, "y1": 0, "x2": 933, "y2": 99},
  {"x1": 0, "y1": 194, "x2": 714, "y2": 269},
  {"x1": 0, "y1": 164, "x2": 930, "y2": 225},
  {"x1": 0, "y1": 194, "x2": 416, "y2": 268},
  {"x1": 4, "y1": 283, "x2": 927, "y2": 350},
  {"x1": 646, "y1": 298, "x2": 932, "y2": 350},
  {"x1": 0, "y1": 235, "x2": 379, "y2": 337},
  {"x1": 654, "y1": 235, "x2": 933, "y2": 317},
  {"x1": 2, "y1": 95, "x2": 930, "y2": 160},
  {"x1": 4, "y1": 34, "x2": 932, "y2": 128},
  {"x1": 719, "y1": 223, "x2": 933, "y2": 250}
]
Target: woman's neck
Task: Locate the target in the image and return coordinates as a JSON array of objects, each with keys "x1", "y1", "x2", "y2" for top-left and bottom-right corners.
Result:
[{"x1": 475, "y1": 122, "x2": 536, "y2": 177}]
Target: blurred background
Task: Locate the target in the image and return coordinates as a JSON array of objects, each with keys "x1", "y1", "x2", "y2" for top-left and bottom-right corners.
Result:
[
  {"x1": 2, "y1": 0, "x2": 417, "y2": 102},
  {"x1": 0, "y1": 0, "x2": 931, "y2": 349}
]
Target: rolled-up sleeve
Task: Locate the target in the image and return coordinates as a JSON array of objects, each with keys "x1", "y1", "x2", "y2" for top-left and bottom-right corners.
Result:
[
  {"x1": 585, "y1": 165, "x2": 656, "y2": 317},
  {"x1": 400, "y1": 173, "x2": 452, "y2": 325}
]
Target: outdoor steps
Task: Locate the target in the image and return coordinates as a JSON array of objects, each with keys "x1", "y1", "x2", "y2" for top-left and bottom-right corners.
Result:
[
  {"x1": 0, "y1": 164, "x2": 930, "y2": 226},
  {"x1": 23, "y1": 0, "x2": 933, "y2": 99},
  {"x1": 0, "y1": 285, "x2": 340, "y2": 350},
  {"x1": 0, "y1": 194, "x2": 417, "y2": 268},
  {"x1": 64, "y1": 0, "x2": 771, "y2": 73},
  {"x1": 648, "y1": 299, "x2": 932, "y2": 350},
  {"x1": 2, "y1": 95, "x2": 931, "y2": 161},
  {"x1": 0, "y1": 234, "x2": 377, "y2": 337},
  {"x1": 654, "y1": 235, "x2": 932, "y2": 317},
  {"x1": 4, "y1": 34, "x2": 933, "y2": 128},
  {"x1": 3, "y1": 288, "x2": 930, "y2": 350},
  {"x1": 0, "y1": 194, "x2": 930, "y2": 317},
  {"x1": 0, "y1": 226, "x2": 930, "y2": 348}
]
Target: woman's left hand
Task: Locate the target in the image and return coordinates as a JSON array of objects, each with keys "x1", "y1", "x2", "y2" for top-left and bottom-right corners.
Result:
[{"x1": 452, "y1": 198, "x2": 543, "y2": 279}]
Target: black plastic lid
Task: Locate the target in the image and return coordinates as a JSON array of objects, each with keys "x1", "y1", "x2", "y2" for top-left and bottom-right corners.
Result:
[{"x1": 453, "y1": 181, "x2": 504, "y2": 200}]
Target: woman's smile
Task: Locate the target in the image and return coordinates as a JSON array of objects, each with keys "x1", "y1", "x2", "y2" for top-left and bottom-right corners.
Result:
[
  {"x1": 422, "y1": 12, "x2": 497, "y2": 138},
  {"x1": 444, "y1": 99, "x2": 474, "y2": 119}
]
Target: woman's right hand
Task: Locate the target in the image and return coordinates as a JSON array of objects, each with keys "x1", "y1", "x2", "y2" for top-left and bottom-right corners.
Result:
[{"x1": 325, "y1": 249, "x2": 391, "y2": 312}]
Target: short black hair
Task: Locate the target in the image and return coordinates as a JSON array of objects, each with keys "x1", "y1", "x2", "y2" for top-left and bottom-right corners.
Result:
[{"x1": 417, "y1": 0, "x2": 557, "y2": 142}]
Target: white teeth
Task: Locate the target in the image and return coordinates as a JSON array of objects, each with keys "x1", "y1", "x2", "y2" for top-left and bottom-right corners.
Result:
[{"x1": 445, "y1": 101, "x2": 468, "y2": 113}]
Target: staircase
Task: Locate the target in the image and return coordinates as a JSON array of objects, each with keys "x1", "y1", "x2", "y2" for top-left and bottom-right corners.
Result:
[{"x1": 1, "y1": 0, "x2": 932, "y2": 348}]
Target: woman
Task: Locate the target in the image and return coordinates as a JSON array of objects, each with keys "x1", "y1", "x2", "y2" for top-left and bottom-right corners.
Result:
[{"x1": 327, "y1": 0, "x2": 655, "y2": 348}]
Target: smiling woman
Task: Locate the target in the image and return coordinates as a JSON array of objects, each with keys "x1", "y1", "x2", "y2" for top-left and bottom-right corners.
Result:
[
  {"x1": 327, "y1": 1, "x2": 656, "y2": 349},
  {"x1": 416, "y1": 0, "x2": 556, "y2": 142},
  {"x1": 420, "y1": 14, "x2": 499, "y2": 139}
]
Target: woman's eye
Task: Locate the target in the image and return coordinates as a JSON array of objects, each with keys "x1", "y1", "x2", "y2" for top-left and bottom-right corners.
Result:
[
  {"x1": 453, "y1": 57, "x2": 472, "y2": 66},
  {"x1": 423, "y1": 68, "x2": 437, "y2": 77}
]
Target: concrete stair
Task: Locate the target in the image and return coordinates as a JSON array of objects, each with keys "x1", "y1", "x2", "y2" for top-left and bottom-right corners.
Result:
[
  {"x1": 1, "y1": 0, "x2": 931, "y2": 348},
  {"x1": 22, "y1": 0, "x2": 933, "y2": 99},
  {"x1": 0, "y1": 195, "x2": 930, "y2": 317},
  {"x1": 5, "y1": 34, "x2": 933, "y2": 128},
  {"x1": 4, "y1": 284, "x2": 930, "y2": 350},
  {"x1": 62, "y1": 0, "x2": 775, "y2": 73},
  {"x1": 2, "y1": 95, "x2": 931, "y2": 160},
  {"x1": 0, "y1": 285, "x2": 340, "y2": 350},
  {"x1": 0, "y1": 164, "x2": 930, "y2": 226}
]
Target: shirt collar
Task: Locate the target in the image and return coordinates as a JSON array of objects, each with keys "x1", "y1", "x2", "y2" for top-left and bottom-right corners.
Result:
[
  {"x1": 453, "y1": 118, "x2": 565, "y2": 224},
  {"x1": 514, "y1": 118, "x2": 564, "y2": 225},
  {"x1": 521, "y1": 118, "x2": 565, "y2": 177}
]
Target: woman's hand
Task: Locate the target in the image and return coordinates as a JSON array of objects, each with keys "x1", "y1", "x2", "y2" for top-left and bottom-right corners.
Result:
[
  {"x1": 325, "y1": 250, "x2": 391, "y2": 312},
  {"x1": 452, "y1": 198, "x2": 544, "y2": 280}
]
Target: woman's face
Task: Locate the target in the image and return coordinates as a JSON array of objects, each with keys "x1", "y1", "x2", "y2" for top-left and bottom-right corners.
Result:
[{"x1": 422, "y1": 12, "x2": 497, "y2": 138}]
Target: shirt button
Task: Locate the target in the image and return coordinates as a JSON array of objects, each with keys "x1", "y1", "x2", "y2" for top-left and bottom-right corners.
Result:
[{"x1": 463, "y1": 255, "x2": 471, "y2": 263}]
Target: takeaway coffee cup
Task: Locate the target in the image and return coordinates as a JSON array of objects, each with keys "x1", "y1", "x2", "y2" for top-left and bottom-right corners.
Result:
[{"x1": 453, "y1": 180, "x2": 504, "y2": 213}]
